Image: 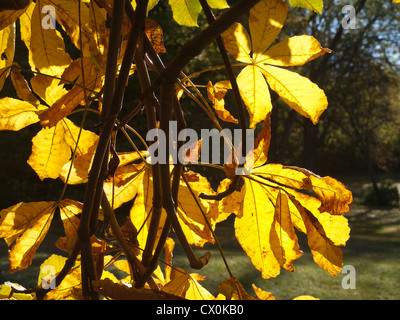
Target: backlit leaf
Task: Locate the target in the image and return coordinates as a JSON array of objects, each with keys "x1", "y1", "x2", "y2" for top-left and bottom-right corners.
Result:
[
  {"x1": 145, "y1": 19, "x2": 166, "y2": 54},
  {"x1": 288, "y1": 0, "x2": 324, "y2": 13},
  {"x1": 270, "y1": 191, "x2": 303, "y2": 272},
  {"x1": 29, "y1": 2, "x2": 72, "y2": 77},
  {"x1": 0, "y1": 97, "x2": 46, "y2": 131},
  {"x1": 10, "y1": 68, "x2": 39, "y2": 105},
  {"x1": 30, "y1": 75, "x2": 67, "y2": 106},
  {"x1": 58, "y1": 199, "x2": 82, "y2": 252},
  {"x1": 252, "y1": 284, "x2": 275, "y2": 300},
  {"x1": 163, "y1": 267, "x2": 214, "y2": 300},
  {"x1": 290, "y1": 194, "x2": 344, "y2": 276},
  {"x1": 0, "y1": 201, "x2": 56, "y2": 272},
  {"x1": 58, "y1": 118, "x2": 99, "y2": 184},
  {"x1": 207, "y1": 81, "x2": 238, "y2": 124},
  {"x1": 235, "y1": 178, "x2": 281, "y2": 278},
  {"x1": 222, "y1": 22, "x2": 252, "y2": 63},
  {"x1": 260, "y1": 35, "x2": 331, "y2": 67},
  {"x1": 0, "y1": 1, "x2": 31, "y2": 31},
  {"x1": 105, "y1": 162, "x2": 146, "y2": 209},
  {"x1": 42, "y1": 0, "x2": 91, "y2": 57},
  {"x1": 249, "y1": 0, "x2": 288, "y2": 61},
  {"x1": 206, "y1": 0, "x2": 229, "y2": 9},
  {"x1": 259, "y1": 64, "x2": 328, "y2": 124},
  {"x1": 129, "y1": 167, "x2": 164, "y2": 250},
  {"x1": 0, "y1": 23, "x2": 14, "y2": 91},
  {"x1": 27, "y1": 121, "x2": 71, "y2": 180},
  {"x1": 93, "y1": 278, "x2": 185, "y2": 300},
  {"x1": 237, "y1": 65, "x2": 272, "y2": 128},
  {"x1": 168, "y1": 0, "x2": 202, "y2": 27},
  {"x1": 217, "y1": 277, "x2": 256, "y2": 300},
  {"x1": 39, "y1": 58, "x2": 103, "y2": 128}
]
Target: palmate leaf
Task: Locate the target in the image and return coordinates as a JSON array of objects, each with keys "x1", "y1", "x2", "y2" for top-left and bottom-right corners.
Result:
[
  {"x1": 222, "y1": 0, "x2": 330, "y2": 127},
  {"x1": 217, "y1": 158, "x2": 352, "y2": 278}
]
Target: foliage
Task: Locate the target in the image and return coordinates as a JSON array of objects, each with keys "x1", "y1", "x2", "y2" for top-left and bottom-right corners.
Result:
[
  {"x1": 363, "y1": 179, "x2": 400, "y2": 207},
  {"x1": 0, "y1": 0, "x2": 353, "y2": 300}
]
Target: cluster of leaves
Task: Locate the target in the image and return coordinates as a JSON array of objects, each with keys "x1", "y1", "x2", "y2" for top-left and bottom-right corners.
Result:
[{"x1": 0, "y1": 0, "x2": 352, "y2": 300}]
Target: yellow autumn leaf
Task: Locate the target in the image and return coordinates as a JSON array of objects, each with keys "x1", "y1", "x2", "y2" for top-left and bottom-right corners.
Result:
[
  {"x1": 252, "y1": 284, "x2": 275, "y2": 300},
  {"x1": 164, "y1": 237, "x2": 175, "y2": 283},
  {"x1": 42, "y1": 255, "x2": 82, "y2": 300},
  {"x1": 88, "y1": 1, "x2": 108, "y2": 74},
  {"x1": 287, "y1": 192, "x2": 345, "y2": 276},
  {"x1": 259, "y1": 35, "x2": 331, "y2": 66},
  {"x1": 162, "y1": 267, "x2": 215, "y2": 300},
  {"x1": 10, "y1": 68, "x2": 40, "y2": 105},
  {"x1": 130, "y1": 168, "x2": 216, "y2": 249},
  {"x1": 40, "y1": 58, "x2": 104, "y2": 128},
  {"x1": 249, "y1": 0, "x2": 288, "y2": 61},
  {"x1": 235, "y1": 178, "x2": 281, "y2": 279},
  {"x1": 27, "y1": 121, "x2": 71, "y2": 180},
  {"x1": 293, "y1": 295, "x2": 319, "y2": 300},
  {"x1": 0, "y1": 23, "x2": 14, "y2": 91},
  {"x1": 93, "y1": 278, "x2": 184, "y2": 300},
  {"x1": 28, "y1": 2, "x2": 72, "y2": 77},
  {"x1": 289, "y1": 0, "x2": 323, "y2": 14},
  {"x1": 0, "y1": 282, "x2": 34, "y2": 300},
  {"x1": 130, "y1": 167, "x2": 165, "y2": 250},
  {"x1": 308, "y1": 175, "x2": 353, "y2": 215},
  {"x1": 0, "y1": 201, "x2": 56, "y2": 273},
  {"x1": 42, "y1": 0, "x2": 91, "y2": 57},
  {"x1": 237, "y1": 65, "x2": 272, "y2": 128},
  {"x1": 248, "y1": 115, "x2": 271, "y2": 169},
  {"x1": 176, "y1": 170, "x2": 218, "y2": 246},
  {"x1": 251, "y1": 163, "x2": 312, "y2": 190},
  {"x1": 286, "y1": 189, "x2": 350, "y2": 247},
  {"x1": 0, "y1": 97, "x2": 46, "y2": 131},
  {"x1": 270, "y1": 191, "x2": 303, "y2": 272},
  {"x1": 30, "y1": 75, "x2": 67, "y2": 107},
  {"x1": 105, "y1": 162, "x2": 147, "y2": 209},
  {"x1": 222, "y1": 0, "x2": 330, "y2": 127},
  {"x1": 37, "y1": 254, "x2": 66, "y2": 288},
  {"x1": 259, "y1": 64, "x2": 328, "y2": 124},
  {"x1": 222, "y1": 22, "x2": 252, "y2": 63},
  {"x1": 0, "y1": 0, "x2": 31, "y2": 31},
  {"x1": 59, "y1": 118, "x2": 99, "y2": 184},
  {"x1": 212, "y1": 178, "x2": 245, "y2": 223},
  {"x1": 217, "y1": 277, "x2": 256, "y2": 300},
  {"x1": 207, "y1": 81, "x2": 238, "y2": 124},
  {"x1": 58, "y1": 199, "x2": 82, "y2": 252}
]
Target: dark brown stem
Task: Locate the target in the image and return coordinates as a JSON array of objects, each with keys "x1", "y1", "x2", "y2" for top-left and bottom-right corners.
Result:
[
  {"x1": 199, "y1": 0, "x2": 248, "y2": 162},
  {"x1": 134, "y1": 39, "x2": 163, "y2": 268},
  {"x1": 161, "y1": 0, "x2": 261, "y2": 82},
  {"x1": 100, "y1": 191, "x2": 159, "y2": 291}
]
